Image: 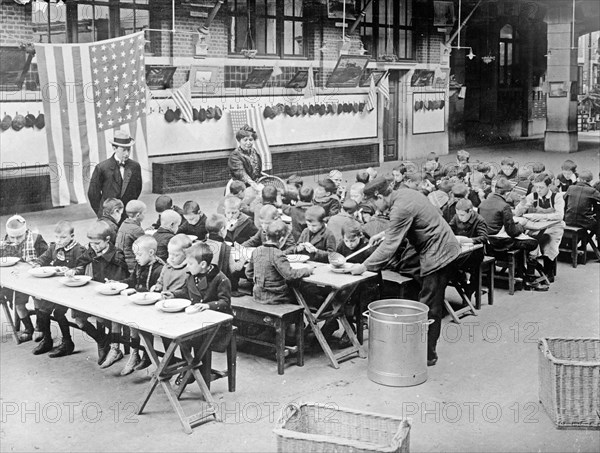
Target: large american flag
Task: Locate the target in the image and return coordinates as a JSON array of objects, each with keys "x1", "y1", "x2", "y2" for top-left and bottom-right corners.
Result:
[
  {"x1": 378, "y1": 72, "x2": 390, "y2": 109},
  {"x1": 35, "y1": 32, "x2": 150, "y2": 207},
  {"x1": 366, "y1": 74, "x2": 377, "y2": 112},
  {"x1": 229, "y1": 106, "x2": 272, "y2": 171}
]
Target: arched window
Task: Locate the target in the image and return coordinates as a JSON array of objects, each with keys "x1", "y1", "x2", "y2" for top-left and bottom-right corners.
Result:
[{"x1": 499, "y1": 24, "x2": 519, "y2": 86}]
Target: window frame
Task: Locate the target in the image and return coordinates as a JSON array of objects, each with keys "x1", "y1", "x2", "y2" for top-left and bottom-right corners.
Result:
[
  {"x1": 359, "y1": 0, "x2": 415, "y2": 61},
  {"x1": 227, "y1": 0, "x2": 306, "y2": 58},
  {"x1": 498, "y1": 23, "x2": 520, "y2": 87}
]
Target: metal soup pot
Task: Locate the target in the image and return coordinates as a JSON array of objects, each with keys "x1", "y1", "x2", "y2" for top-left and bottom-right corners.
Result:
[{"x1": 365, "y1": 299, "x2": 433, "y2": 387}]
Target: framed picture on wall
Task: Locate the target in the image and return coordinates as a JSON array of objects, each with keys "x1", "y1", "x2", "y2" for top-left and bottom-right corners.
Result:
[
  {"x1": 326, "y1": 55, "x2": 369, "y2": 88},
  {"x1": 411, "y1": 69, "x2": 435, "y2": 87},
  {"x1": 189, "y1": 66, "x2": 219, "y2": 94},
  {"x1": 359, "y1": 70, "x2": 386, "y2": 87},
  {"x1": 145, "y1": 65, "x2": 177, "y2": 90},
  {"x1": 286, "y1": 69, "x2": 310, "y2": 89},
  {"x1": 242, "y1": 68, "x2": 273, "y2": 89},
  {"x1": 413, "y1": 92, "x2": 446, "y2": 135},
  {"x1": 433, "y1": 1, "x2": 456, "y2": 27},
  {"x1": 548, "y1": 81, "x2": 567, "y2": 97}
]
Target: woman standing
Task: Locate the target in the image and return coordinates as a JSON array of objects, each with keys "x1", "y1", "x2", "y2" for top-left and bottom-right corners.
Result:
[{"x1": 227, "y1": 125, "x2": 264, "y2": 193}]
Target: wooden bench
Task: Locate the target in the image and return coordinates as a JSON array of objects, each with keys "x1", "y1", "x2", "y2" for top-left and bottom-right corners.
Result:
[
  {"x1": 490, "y1": 249, "x2": 524, "y2": 295},
  {"x1": 479, "y1": 256, "x2": 495, "y2": 308},
  {"x1": 559, "y1": 226, "x2": 600, "y2": 267},
  {"x1": 230, "y1": 296, "x2": 304, "y2": 375}
]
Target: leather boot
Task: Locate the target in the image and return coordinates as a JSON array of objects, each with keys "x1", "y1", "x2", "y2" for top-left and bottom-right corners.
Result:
[
  {"x1": 18, "y1": 316, "x2": 35, "y2": 342},
  {"x1": 543, "y1": 257, "x2": 556, "y2": 283},
  {"x1": 49, "y1": 339, "x2": 75, "y2": 358},
  {"x1": 32, "y1": 312, "x2": 53, "y2": 355},
  {"x1": 134, "y1": 348, "x2": 152, "y2": 370}
]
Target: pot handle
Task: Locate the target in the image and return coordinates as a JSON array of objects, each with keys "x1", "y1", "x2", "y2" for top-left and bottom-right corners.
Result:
[{"x1": 362, "y1": 310, "x2": 370, "y2": 319}]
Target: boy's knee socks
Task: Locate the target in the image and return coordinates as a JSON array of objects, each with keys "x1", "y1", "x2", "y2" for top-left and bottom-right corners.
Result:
[
  {"x1": 81, "y1": 322, "x2": 102, "y2": 343},
  {"x1": 56, "y1": 316, "x2": 72, "y2": 341},
  {"x1": 20, "y1": 315, "x2": 34, "y2": 333}
]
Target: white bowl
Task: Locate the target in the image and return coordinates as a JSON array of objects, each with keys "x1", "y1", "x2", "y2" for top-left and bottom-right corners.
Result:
[
  {"x1": 187, "y1": 235, "x2": 198, "y2": 242},
  {"x1": 290, "y1": 262, "x2": 311, "y2": 270},
  {"x1": 157, "y1": 298, "x2": 191, "y2": 313},
  {"x1": 59, "y1": 275, "x2": 92, "y2": 287},
  {"x1": 28, "y1": 267, "x2": 56, "y2": 278},
  {"x1": 0, "y1": 257, "x2": 20, "y2": 267},
  {"x1": 129, "y1": 292, "x2": 163, "y2": 305},
  {"x1": 97, "y1": 282, "x2": 128, "y2": 295},
  {"x1": 281, "y1": 214, "x2": 292, "y2": 223},
  {"x1": 287, "y1": 254, "x2": 309, "y2": 263},
  {"x1": 329, "y1": 263, "x2": 353, "y2": 274}
]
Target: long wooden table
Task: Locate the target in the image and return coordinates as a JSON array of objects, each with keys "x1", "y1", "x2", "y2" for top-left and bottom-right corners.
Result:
[
  {"x1": 292, "y1": 262, "x2": 379, "y2": 369},
  {"x1": 0, "y1": 263, "x2": 232, "y2": 434}
]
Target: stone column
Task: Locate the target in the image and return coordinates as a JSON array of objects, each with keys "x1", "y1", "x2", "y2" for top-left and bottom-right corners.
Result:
[{"x1": 544, "y1": 3, "x2": 578, "y2": 152}]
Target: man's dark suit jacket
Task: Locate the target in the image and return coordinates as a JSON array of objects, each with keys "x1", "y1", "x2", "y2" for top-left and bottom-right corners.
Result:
[{"x1": 87, "y1": 154, "x2": 142, "y2": 218}]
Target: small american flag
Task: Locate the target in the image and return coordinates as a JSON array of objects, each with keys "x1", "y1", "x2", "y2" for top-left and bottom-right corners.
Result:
[
  {"x1": 171, "y1": 81, "x2": 194, "y2": 123},
  {"x1": 366, "y1": 74, "x2": 377, "y2": 112},
  {"x1": 35, "y1": 32, "x2": 150, "y2": 207},
  {"x1": 378, "y1": 72, "x2": 390, "y2": 109},
  {"x1": 229, "y1": 106, "x2": 272, "y2": 171},
  {"x1": 304, "y1": 66, "x2": 315, "y2": 100}
]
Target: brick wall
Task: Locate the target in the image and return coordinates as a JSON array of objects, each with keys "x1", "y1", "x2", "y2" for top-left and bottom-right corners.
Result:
[{"x1": 0, "y1": 2, "x2": 33, "y2": 45}]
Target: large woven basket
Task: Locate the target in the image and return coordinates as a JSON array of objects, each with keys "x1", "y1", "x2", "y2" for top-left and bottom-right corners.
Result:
[
  {"x1": 538, "y1": 338, "x2": 600, "y2": 429},
  {"x1": 273, "y1": 403, "x2": 411, "y2": 452}
]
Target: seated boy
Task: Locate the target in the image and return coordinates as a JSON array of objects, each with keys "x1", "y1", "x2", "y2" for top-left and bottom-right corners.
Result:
[
  {"x1": 224, "y1": 196, "x2": 258, "y2": 245},
  {"x1": 154, "y1": 209, "x2": 181, "y2": 262},
  {"x1": 0, "y1": 215, "x2": 48, "y2": 342},
  {"x1": 67, "y1": 221, "x2": 129, "y2": 365},
  {"x1": 99, "y1": 198, "x2": 124, "y2": 243},
  {"x1": 178, "y1": 200, "x2": 207, "y2": 240},
  {"x1": 286, "y1": 174, "x2": 303, "y2": 190},
  {"x1": 118, "y1": 235, "x2": 164, "y2": 375},
  {"x1": 242, "y1": 205, "x2": 296, "y2": 250},
  {"x1": 563, "y1": 170, "x2": 600, "y2": 242},
  {"x1": 116, "y1": 200, "x2": 146, "y2": 272},
  {"x1": 327, "y1": 199, "x2": 358, "y2": 245},
  {"x1": 450, "y1": 199, "x2": 488, "y2": 300},
  {"x1": 328, "y1": 169, "x2": 346, "y2": 200},
  {"x1": 246, "y1": 220, "x2": 313, "y2": 305},
  {"x1": 30, "y1": 221, "x2": 86, "y2": 357},
  {"x1": 153, "y1": 234, "x2": 193, "y2": 298},
  {"x1": 499, "y1": 158, "x2": 519, "y2": 183},
  {"x1": 356, "y1": 170, "x2": 370, "y2": 184},
  {"x1": 168, "y1": 242, "x2": 232, "y2": 315},
  {"x1": 204, "y1": 213, "x2": 245, "y2": 296},
  {"x1": 252, "y1": 185, "x2": 280, "y2": 230},
  {"x1": 152, "y1": 195, "x2": 185, "y2": 229},
  {"x1": 313, "y1": 179, "x2": 341, "y2": 221},
  {"x1": 556, "y1": 159, "x2": 578, "y2": 193},
  {"x1": 336, "y1": 220, "x2": 372, "y2": 263},
  {"x1": 479, "y1": 178, "x2": 545, "y2": 290},
  {"x1": 515, "y1": 172, "x2": 565, "y2": 282},
  {"x1": 443, "y1": 182, "x2": 469, "y2": 223},
  {"x1": 391, "y1": 164, "x2": 407, "y2": 191},
  {"x1": 289, "y1": 206, "x2": 336, "y2": 262},
  {"x1": 290, "y1": 186, "x2": 313, "y2": 241},
  {"x1": 217, "y1": 180, "x2": 252, "y2": 217}
]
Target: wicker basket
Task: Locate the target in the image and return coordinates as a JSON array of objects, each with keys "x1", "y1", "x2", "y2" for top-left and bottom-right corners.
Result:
[
  {"x1": 273, "y1": 403, "x2": 411, "y2": 452},
  {"x1": 538, "y1": 338, "x2": 600, "y2": 429}
]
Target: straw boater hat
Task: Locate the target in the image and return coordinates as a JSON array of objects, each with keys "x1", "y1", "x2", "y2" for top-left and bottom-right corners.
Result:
[
  {"x1": 108, "y1": 130, "x2": 135, "y2": 148},
  {"x1": 6, "y1": 215, "x2": 27, "y2": 237}
]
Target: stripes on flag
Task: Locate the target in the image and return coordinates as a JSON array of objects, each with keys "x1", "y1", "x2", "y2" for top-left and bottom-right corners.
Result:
[
  {"x1": 172, "y1": 81, "x2": 194, "y2": 123},
  {"x1": 35, "y1": 32, "x2": 149, "y2": 207},
  {"x1": 378, "y1": 72, "x2": 390, "y2": 109},
  {"x1": 303, "y1": 66, "x2": 315, "y2": 100},
  {"x1": 366, "y1": 74, "x2": 377, "y2": 112},
  {"x1": 228, "y1": 106, "x2": 273, "y2": 171}
]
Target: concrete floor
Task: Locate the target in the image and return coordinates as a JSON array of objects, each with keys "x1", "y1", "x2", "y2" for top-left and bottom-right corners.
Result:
[{"x1": 1, "y1": 135, "x2": 599, "y2": 452}]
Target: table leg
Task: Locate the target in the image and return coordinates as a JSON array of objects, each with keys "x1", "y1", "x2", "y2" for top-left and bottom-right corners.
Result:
[
  {"x1": 474, "y1": 262, "x2": 482, "y2": 310},
  {"x1": 335, "y1": 306, "x2": 366, "y2": 360},
  {"x1": 292, "y1": 288, "x2": 340, "y2": 369},
  {"x1": 294, "y1": 312, "x2": 304, "y2": 368},
  {"x1": 0, "y1": 297, "x2": 20, "y2": 344},
  {"x1": 137, "y1": 329, "x2": 221, "y2": 434}
]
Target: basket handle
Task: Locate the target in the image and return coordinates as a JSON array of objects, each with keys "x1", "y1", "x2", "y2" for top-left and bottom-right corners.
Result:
[
  {"x1": 391, "y1": 419, "x2": 411, "y2": 446},
  {"x1": 277, "y1": 402, "x2": 300, "y2": 426}
]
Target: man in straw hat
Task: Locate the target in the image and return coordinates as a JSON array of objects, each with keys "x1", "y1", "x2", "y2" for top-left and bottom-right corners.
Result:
[{"x1": 87, "y1": 130, "x2": 142, "y2": 224}]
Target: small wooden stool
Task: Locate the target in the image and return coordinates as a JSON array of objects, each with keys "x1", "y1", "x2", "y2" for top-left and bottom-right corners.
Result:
[
  {"x1": 231, "y1": 296, "x2": 304, "y2": 375},
  {"x1": 558, "y1": 226, "x2": 599, "y2": 267},
  {"x1": 491, "y1": 249, "x2": 524, "y2": 295}
]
